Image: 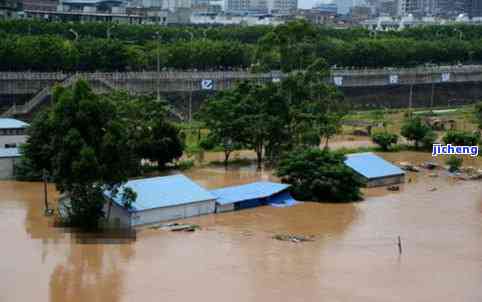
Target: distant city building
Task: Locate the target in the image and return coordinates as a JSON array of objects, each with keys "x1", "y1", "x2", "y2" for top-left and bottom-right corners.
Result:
[
  {"x1": 0, "y1": 0, "x2": 21, "y2": 19},
  {"x1": 378, "y1": 0, "x2": 397, "y2": 16},
  {"x1": 270, "y1": 0, "x2": 297, "y2": 14},
  {"x1": 469, "y1": 0, "x2": 482, "y2": 17},
  {"x1": 22, "y1": 0, "x2": 58, "y2": 11},
  {"x1": 295, "y1": 7, "x2": 337, "y2": 23},
  {"x1": 350, "y1": 5, "x2": 370, "y2": 20},
  {"x1": 313, "y1": 2, "x2": 337, "y2": 14},
  {"x1": 225, "y1": 0, "x2": 268, "y2": 13},
  {"x1": 336, "y1": 0, "x2": 366, "y2": 15}
]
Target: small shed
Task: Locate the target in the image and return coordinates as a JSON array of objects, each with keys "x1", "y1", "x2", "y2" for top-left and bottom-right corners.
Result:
[
  {"x1": 211, "y1": 181, "x2": 297, "y2": 213},
  {"x1": 105, "y1": 174, "x2": 216, "y2": 227},
  {"x1": 344, "y1": 152, "x2": 405, "y2": 187},
  {"x1": 0, "y1": 148, "x2": 20, "y2": 179}
]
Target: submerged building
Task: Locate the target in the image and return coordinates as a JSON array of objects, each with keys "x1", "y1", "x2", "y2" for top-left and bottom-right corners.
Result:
[
  {"x1": 211, "y1": 181, "x2": 297, "y2": 213},
  {"x1": 105, "y1": 174, "x2": 217, "y2": 227},
  {"x1": 0, "y1": 118, "x2": 29, "y2": 149},
  {"x1": 344, "y1": 152, "x2": 405, "y2": 187}
]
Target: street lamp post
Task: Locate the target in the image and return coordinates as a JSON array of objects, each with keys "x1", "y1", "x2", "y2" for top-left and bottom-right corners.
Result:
[
  {"x1": 186, "y1": 30, "x2": 194, "y2": 123},
  {"x1": 155, "y1": 31, "x2": 161, "y2": 102},
  {"x1": 69, "y1": 28, "x2": 79, "y2": 41},
  {"x1": 107, "y1": 23, "x2": 117, "y2": 40}
]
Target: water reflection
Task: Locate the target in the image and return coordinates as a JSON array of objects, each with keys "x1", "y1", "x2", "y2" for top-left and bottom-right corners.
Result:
[{"x1": 49, "y1": 242, "x2": 134, "y2": 302}]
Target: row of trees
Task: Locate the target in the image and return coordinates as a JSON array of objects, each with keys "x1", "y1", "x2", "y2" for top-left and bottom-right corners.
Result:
[
  {"x1": 22, "y1": 81, "x2": 183, "y2": 228},
  {"x1": 0, "y1": 35, "x2": 251, "y2": 71},
  {"x1": 2, "y1": 20, "x2": 482, "y2": 71},
  {"x1": 3, "y1": 20, "x2": 482, "y2": 44}
]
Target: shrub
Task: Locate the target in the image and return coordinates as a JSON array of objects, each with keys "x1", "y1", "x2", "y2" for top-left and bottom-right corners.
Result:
[
  {"x1": 401, "y1": 116, "x2": 436, "y2": 149},
  {"x1": 372, "y1": 131, "x2": 399, "y2": 151},
  {"x1": 443, "y1": 130, "x2": 481, "y2": 146},
  {"x1": 446, "y1": 156, "x2": 463, "y2": 173},
  {"x1": 276, "y1": 148, "x2": 363, "y2": 202}
]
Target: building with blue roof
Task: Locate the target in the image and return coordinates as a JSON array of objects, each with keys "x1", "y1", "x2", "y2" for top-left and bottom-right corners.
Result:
[
  {"x1": 105, "y1": 174, "x2": 216, "y2": 227},
  {"x1": 344, "y1": 153, "x2": 405, "y2": 187},
  {"x1": 0, "y1": 118, "x2": 29, "y2": 149},
  {"x1": 210, "y1": 181, "x2": 297, "y2": 213}
]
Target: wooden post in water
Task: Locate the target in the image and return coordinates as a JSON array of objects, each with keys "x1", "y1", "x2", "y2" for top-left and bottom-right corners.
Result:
[
  {"x1": 43, "y1": 169, "x2": 50, "y2": 216},
  {"x1": 398, "y1": 236, "x2": 403, "y2": 255}
]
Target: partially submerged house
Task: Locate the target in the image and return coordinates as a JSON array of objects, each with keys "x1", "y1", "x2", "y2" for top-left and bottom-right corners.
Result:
[
  {"x1": 0, "y1": 147, "x2": 20, "y2": 179},
  {"x1": 0, "y1": 118, "x2": 29, "y2": 148},
  {"x1": 105, "y1": 174, "x2": 216, "y2": 227},
  {"x1": 211, "y1": 181, "x2": 297, "y2": 213},
  {"x1": 344, "y1": 152, "x2": 405, "y2": 187}
]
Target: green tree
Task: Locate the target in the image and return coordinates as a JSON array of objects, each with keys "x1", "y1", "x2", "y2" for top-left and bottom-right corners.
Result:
[
  {"x1": 110, "y1": 92, "x2": 184, "y2": 170},
  {"x1": 276, "y1": 148, "x2": 363, "y2": 202},
  {"x1": 197, "y1": 90, "x2": 244, "y2": 166},
  {"x1": 401, "y1": 116, "x2": 436, "y2": 149},
  {"x1": 23, "y1": 81, "x2": 139, "y2": 229},
  {"x1": 372, "y1": 131, "x2": 399, "y2": 151}
]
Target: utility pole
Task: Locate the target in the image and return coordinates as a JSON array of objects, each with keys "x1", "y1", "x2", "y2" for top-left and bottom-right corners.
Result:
[
  {"x1": 107, "y1": 23, "x2": 116, "y2": 40},
  {"x1": 430, "y1": 82, "x2": 435, "y2": 108},
  {"x1": 155, "y1": 31, "x2": 161, "y2": 102}
]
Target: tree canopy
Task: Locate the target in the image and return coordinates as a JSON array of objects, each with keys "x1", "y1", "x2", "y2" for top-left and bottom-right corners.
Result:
[{"x1": 277, "y1": 148, "x2": 363, "y2": 202}]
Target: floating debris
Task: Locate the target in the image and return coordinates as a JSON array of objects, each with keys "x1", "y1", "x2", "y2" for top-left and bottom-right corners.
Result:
[
  {"x1": 429, "y1": 187, "x2": 438, "y2": 192},
  {"x1": 148, "y1": 222, "x2": 199, "y2": 232},
  {"x1": 428, "y1": 172, "x2": 439, "y2": 178},
  {"x1": 273, "y1": 234, "x2": 314, "y2": 243},
  {"x1": 421, "y1": 161, "x2": 439, "y2": 170},
  {"x1": 170, "y1": 224, "x2": 200, "y2": 232},
  {"x1": 399, "y1": 162, "x2": 421, "y2": 172},
  {"x1": 387, "y1": 186, "x2": 400, "y2": 192}
]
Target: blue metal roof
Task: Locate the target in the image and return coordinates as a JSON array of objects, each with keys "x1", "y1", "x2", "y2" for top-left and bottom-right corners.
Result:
[
  {"x1": 344, "y1": 153, "x2": 405, "y2": 180},
  {"x1": 108, "y1": 174, "x2": 215, "y2": 212},
  {"x1": 210, "y1": 181, "x2": 290, "y2": 205},
  {"x1": 0, "y1": 118, "x2": 28, "y2": 130},
  {"x1": 0, "y1": 148, "x2": 20, "y2": 158}
]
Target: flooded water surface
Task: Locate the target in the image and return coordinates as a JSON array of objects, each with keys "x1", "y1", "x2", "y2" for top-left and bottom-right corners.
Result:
[{"x1": 1, "y1": 152, "x2": 482, "y2": 302}]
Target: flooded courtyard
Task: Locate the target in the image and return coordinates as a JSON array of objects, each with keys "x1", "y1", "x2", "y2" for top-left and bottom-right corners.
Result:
[{"x1": 1, "y1": 151, "x2": 482, "y2": 302}]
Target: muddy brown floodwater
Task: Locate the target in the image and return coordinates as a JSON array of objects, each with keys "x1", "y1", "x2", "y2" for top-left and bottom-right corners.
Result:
[{"x1": 1, "y1": 151, "x2": 482, "y2": 302}]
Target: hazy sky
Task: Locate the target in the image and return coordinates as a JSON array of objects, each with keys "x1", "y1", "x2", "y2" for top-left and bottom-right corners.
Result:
[{"x1": 299, "y1": 0, "x2": 332, "y2": 9}]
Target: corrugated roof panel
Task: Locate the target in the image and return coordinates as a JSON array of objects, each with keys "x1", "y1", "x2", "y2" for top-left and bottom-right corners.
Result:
[
  {"x1": 344, "y1": 153, "x2": 405, "y2": 180},
  {"x1": 210, "y1": 181, "x2": 290, "y2": 205},
  {"x1": 0, "y1": 118, "x2": 29, "y2": 130},
  {"x1": 109, "y1": 174, "x2": 215, "y2": 211},
  {"x1": 0, "y1": 148, "x2": 20, "y2": 158}
]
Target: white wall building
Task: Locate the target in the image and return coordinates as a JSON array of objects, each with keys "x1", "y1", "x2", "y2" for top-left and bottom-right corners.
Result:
[
  {"x1": 105, "y1": 175, "x2": 216, "y2": 228},
  {"x1": 0, "y1": 118, "x2": 28, "y2": 149},
  {"x1": 0, "y1": 148, "x2": 20, "y2": 179}
]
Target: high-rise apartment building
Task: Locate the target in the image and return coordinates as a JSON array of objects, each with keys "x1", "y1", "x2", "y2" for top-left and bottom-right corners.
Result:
[
  {"x1": 469, "y1": 0, "x2": 482, "y2": 17},
  {"x1": 270, "y1": 0, "x2": 297, "y2": 13}
]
